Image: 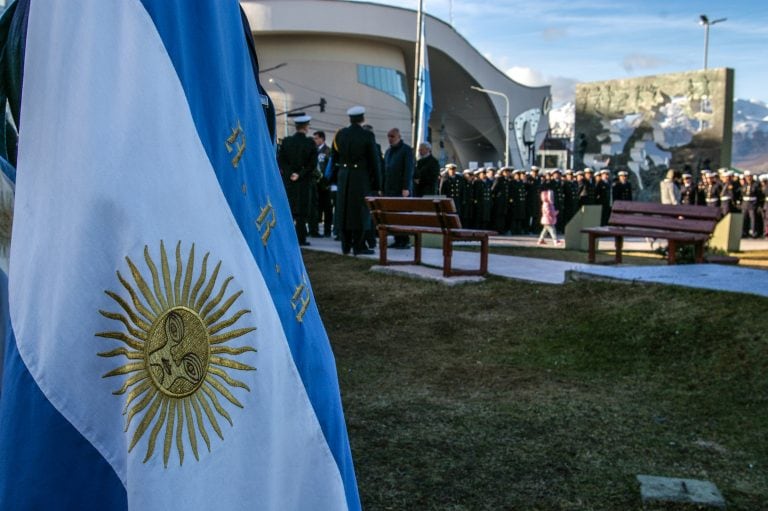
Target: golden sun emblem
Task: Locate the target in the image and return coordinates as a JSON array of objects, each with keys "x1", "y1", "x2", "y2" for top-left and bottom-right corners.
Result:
[{"x1": 98, "y1": 241, "x2": 256, "y2": 467}]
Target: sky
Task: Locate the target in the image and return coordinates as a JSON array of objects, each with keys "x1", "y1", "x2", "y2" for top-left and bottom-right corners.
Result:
[{"x1": 352, "y1": 0, "x2": 768, "y2": 105}]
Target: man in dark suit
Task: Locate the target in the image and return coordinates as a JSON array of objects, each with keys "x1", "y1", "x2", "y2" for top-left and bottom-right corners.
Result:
[
  {"x1": 312, "y1": 130, "x2": 333, "y2": 237},
  {"x1": 331, "y1": 106, "x2": 381, "y2": 255},
  {"x1": 383, "y1": 127, "x2": 414, "y2": 248},
  {"x1": 414, "y1": 142, "x2": 440, "y2": 197},
  {"x1": 278, "y1": 115, "x2": 317, "y2": 246}
]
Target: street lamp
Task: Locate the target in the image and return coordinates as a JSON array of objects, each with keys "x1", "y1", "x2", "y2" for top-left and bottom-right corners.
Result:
[
  {"x1": 699, "y1": 14, "x2": 726, "y2": 70},
  {"x1": 268, "y1": 78, "x2": 288, "y2": 139},
  {"x1": 471, "y1": 85, "x2": 509, "y2": 168}
]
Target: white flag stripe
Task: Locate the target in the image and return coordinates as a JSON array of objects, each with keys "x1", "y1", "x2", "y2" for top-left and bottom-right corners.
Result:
[{"x1": 11, "y1": 1, "x2": 346, "y2": 509}]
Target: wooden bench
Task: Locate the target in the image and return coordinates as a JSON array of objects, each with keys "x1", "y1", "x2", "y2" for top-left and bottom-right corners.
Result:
[
  {"x1": 366, "y1": 197, "x2": 495, "y2": 277},
  {"x1": 581, "y1": 201, "x2": 721, "y2": 264}
]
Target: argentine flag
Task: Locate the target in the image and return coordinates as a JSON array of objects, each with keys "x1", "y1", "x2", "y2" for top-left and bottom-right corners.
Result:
[
  {"x1": 0, "y1": 1, "x2": 359, "y2": 509},
  {"x1": 416, "y1": 19, "x2": 432, "y2": 145}
]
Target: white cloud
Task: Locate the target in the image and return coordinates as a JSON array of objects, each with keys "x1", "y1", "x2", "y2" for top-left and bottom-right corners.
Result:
[
  {"x1": 506, "y1": 66, "x2": 547, "y2": 86},
  {"x1": 506, "y1": 66, "x2": 578, "y2": 104}
]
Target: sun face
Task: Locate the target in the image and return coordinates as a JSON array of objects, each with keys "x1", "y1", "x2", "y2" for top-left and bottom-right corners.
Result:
[{"x1": 98, "y1": 241, "x2": 256, "y2": 467}]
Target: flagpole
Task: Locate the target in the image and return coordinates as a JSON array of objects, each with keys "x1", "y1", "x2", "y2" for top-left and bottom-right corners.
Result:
[{"x1": 410, "y1": 0, "x2": 423, "y2": 151}]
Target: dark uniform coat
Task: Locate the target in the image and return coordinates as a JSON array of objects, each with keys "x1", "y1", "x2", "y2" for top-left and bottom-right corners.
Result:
[
  {"x1": 680, "y1": 182, "x2": 697, "y2": 205},
  {"x1": 612, "y1": 181, "x2": 632, "y2": 202},
  {"x1": 414, "y1": 154, "x2": 440, "y2": 197},
  {"x1": 458, "y1": 176, "x2": 474, "y2": 226},
  {"x1": 491, "y1": 176, "x2": 510, "y2": 233},
  {"x1": 705, "y1": 181, "x2": 722, "y2": 209},
  {"x1": 595, "y1": 178, "x2": 612, "y2": 226},
  {"x1": 472, "y1": 178, "x2": 492, "y2": 229},
  {"x1": 331, "y1": 123, "x2": 381, "y2": 231},
  {"x1": 741, "y1": 181, "x2": 761, "y2": 237},
  {"x1": 562, "y1": 179, "x2": 578, "y2": 225},
  {"x1": 720, "y1": 180, "x2": 740, "y2": 215},
  {"x1": 526, "y1": 175, "x2": 542, "y2": 233},
  {"x1": 548, "y1": 178, "x2": 567, "y2": 231},
  {"x1": 510, "y1": 178, "x2": 527, "y2": 233},
  {"x1": 278, "y1": 131, "x2": 317, "y2": 219},
  {"x1": 440, "y1": 173, "x2": 462, "y2": 202},
  {"x1": 578, "y1": 178, "x2": 596, "y2": 206}
]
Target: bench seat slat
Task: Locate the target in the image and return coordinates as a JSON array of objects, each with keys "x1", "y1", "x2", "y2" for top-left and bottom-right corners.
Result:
[
  {"x1": 611, "y1": 200, "x2": 721, "y2": 220},
  {"x1": 607, "y1": 213, "x2": 716, "y2": 234},
  {"x1": 583, "y1": 226, "x2": 710, "y2": 241},
  {"x1": 581, "y1": 201, "x2": 721, "y2": 265},
  {"x1": 368, "y1": 197, "x2": 455, "y2": 213}
]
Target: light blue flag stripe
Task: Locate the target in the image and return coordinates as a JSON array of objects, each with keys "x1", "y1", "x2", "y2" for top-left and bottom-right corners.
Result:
[
  {"x1": 137, "y1": 4, "x2": 359, "y2": 509},
  {"x1": 0, "y1": 0, "x2": 359, "y2": 508},
  {"x1": 1, "y1": 2, "x2": 126, "y2": 507},
  {"x1": 422, "y1": 60, "x2": 433, "y2": 143},
  {"x1": 417, "y1": 21, "x2": 432, "y2": 144}
]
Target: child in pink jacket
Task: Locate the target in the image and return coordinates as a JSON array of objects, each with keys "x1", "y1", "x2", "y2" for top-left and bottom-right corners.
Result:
[{"x1": 537, "y1": 189, "x2": 562, "y2": 246}]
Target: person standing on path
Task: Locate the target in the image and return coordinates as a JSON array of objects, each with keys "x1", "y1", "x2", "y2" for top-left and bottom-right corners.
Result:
[
  {"x1": 383, "y1": 127, "x2": 414, "y2": 248},
  {"x1": 278, "y1": 114, "x2": 317, "y2": 246},
  {"x1": 331, "y1": 106, "x2": 382, "y2": 255}
]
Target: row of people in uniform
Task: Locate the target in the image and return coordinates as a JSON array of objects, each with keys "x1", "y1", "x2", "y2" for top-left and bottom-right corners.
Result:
[
  {"x1": 438, "y1": 166, "x2": 633, "y2": 234},
  {"x1": 283, "y1": 109, "x2": 767, "y2": 251},
  {"x1": 665, "y1": 168, "x2": 768, "y2": 238}
]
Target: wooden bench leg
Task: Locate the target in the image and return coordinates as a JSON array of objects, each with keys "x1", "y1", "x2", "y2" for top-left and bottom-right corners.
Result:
[
  {"x1": 414, "y1": 233, "x2": 422, "y2": 265},
  {"x1": 479, "y1": 236, "x2": 489, "y2": 275},
  {"x1": 615, "y1": 236, "x2": 624, "y2": 264},
  {"x1": 668, "y1": 240, "x2": 677, "y2": 264},
  {"x1": 694, "y1": 242, "x2": 704, "y2": 263},
  {"x1": 443, "y1": 235, "x2": 452, "y2": 277},
  {"x1": 588, "y1": 234, "x2": 597, "y2": 263},
  {"x1": 379, "y1": 228, "x2": 388, "y2": 265}
]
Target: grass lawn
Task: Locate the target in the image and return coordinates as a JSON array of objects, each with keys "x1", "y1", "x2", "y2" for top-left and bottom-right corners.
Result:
[{"x1": 304, "y1": 250, "x2": 768, "y2": 511}]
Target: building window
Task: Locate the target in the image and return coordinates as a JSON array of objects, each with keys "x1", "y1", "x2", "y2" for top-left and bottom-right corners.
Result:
[{"x1": 357, "y1": 64, "x2": 408, "y2": 103}]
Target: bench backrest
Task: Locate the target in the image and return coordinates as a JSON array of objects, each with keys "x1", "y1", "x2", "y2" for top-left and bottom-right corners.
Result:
[
  {"x1": 366, "y1": 197, "x2": 462, "y2": 232},
  {"x1": 609, "y1": 200, "x2": 720, "y2": 234}
]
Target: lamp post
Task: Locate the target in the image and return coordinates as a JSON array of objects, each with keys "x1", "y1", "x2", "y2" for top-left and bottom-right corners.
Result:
[
  {"x1": 268, "y1": 78, "x2": 288, "y2": 139},
  {"x1": 699, "y1": 14, "x2": 726, "y2": 70},
  {"x1": 471, "y1": 85, "x2": 509, "y2": 168}
]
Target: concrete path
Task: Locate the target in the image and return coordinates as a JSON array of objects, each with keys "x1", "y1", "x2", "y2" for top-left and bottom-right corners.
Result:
[{"x1": 301, "y1": 235, "x2": 768, "y2": 297}]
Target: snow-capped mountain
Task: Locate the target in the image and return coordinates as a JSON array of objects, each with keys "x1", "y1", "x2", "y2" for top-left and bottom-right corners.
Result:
[
  {"x1": 548, "y1": 99, "x2": 768, "y2": 170},
  {"x1": 548, "y1": 101, "x2": 574, "y2": 139}
]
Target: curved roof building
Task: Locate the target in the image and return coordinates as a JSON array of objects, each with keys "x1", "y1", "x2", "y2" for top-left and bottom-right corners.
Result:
[{"x1": 241, "y1": 0, "x2": 551, "y2": 169}]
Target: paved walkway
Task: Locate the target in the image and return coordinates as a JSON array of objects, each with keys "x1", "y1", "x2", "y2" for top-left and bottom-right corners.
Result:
[{"x1": 301, "y1": 235, "x2": 768, "y2": 298}]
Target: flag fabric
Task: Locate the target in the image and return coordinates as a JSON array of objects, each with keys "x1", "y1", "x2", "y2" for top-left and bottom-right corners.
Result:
[
  {"x1": 0, "y1": 1, "x2": 359, "y2": 509},
  {"x1": 0, "y1": 166, "x2": 13, "y2": 392},
  {"x1": 416, "y1": 19, "x2": 432, "y2": 146}
]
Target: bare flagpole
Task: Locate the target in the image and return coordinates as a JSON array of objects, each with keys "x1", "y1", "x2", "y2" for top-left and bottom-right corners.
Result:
[{"x1": 410, "y1": 0, "x2": 424, "y2": 151}]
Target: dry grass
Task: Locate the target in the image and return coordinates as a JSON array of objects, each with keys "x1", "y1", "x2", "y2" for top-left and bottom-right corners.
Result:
[{"x1": 304, "y1": 251, "x2": 768, "y2": 510}]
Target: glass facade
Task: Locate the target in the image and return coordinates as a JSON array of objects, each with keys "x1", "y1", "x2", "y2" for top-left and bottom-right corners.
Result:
[{"x1": 357, "y1": 64, "x2": 408, "y2": 103}]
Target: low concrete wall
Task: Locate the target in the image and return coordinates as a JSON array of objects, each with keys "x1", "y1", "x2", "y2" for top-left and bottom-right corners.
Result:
[
  {"x1": 564, "y1": 205, "x2": 602, "y2": 251},
  {"x1": 710, "y1": 212, "x2": 742, "y2": 253}
]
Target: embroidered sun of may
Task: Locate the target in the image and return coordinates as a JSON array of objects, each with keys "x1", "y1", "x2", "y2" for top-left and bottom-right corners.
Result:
[{"x1": 98, "y1": 241, "x2": 257, "y2": 467}]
